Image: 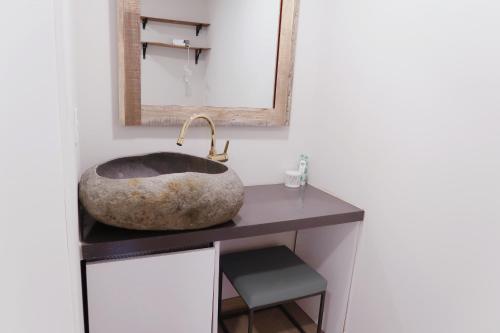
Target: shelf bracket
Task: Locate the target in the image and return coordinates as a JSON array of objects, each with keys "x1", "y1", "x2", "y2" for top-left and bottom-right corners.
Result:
[
  {"x1": 196, "y1": 24, "x2": 203, "y2": 36},
  {"x1": 142, "y1": 17, "x2": 148, "y2": 30},
  {"x1": 195, "y1": 49, "x2": 203, "y2": 65},
  {"x1": 142, "y1": 43, "x2": 148, "y2": 59}
]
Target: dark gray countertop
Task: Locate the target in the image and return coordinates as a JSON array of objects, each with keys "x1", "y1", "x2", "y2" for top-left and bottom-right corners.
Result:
[{"x1": 80, "y1": 184, "x2": 364, "y2": 261}]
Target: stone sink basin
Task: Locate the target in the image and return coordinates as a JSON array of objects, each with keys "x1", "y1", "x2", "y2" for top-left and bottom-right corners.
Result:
[{"x1": 79, "y1": 152, "x2": 244, "y2": 230}]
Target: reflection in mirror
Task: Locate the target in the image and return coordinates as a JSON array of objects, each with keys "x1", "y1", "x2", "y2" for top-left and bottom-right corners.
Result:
[{"x1": 141, "y1": 0, "x2": 281, "y2": 109}]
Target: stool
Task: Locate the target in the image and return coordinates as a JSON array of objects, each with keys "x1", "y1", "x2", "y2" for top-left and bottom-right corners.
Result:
[{"x1": 219, "y1": 246, "x2": 327, "y2": 333}]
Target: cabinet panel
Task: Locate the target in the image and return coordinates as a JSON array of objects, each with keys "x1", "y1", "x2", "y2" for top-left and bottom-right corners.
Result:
[
  {"x1": 86, "y1": 247, "x2": 215, "y2": 333},
  {"x1": 295, "y1": 223, "x2": 361, "y2": 333}
]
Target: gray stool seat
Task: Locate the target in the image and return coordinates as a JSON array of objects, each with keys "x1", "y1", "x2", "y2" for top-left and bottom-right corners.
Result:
[{"x1": 221, "y1": 246, "x2": 327, "y2": 309}]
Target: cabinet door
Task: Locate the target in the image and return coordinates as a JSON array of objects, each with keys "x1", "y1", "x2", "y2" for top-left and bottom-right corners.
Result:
[{"x1": 86, "y1": 247, "x2": 215, "y2": 333}]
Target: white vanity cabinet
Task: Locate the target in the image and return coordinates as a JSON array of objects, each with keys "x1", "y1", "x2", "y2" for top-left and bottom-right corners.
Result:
[{"x1": 86, "y1": 247, "x2": 216, "y2": 333}]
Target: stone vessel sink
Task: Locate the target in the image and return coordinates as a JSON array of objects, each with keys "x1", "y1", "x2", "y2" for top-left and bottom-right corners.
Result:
[{"x1": 79, "y1": 152, "x2": 244, "y2": 230}]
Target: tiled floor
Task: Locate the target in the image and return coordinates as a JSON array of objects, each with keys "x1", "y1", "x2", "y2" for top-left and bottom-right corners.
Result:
[{"x1": 219, "y1": 298, "x2": 321, "y2": 333}]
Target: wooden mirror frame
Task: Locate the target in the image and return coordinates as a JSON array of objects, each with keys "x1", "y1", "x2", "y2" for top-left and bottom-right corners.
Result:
[{"x1": 118, "y1": 0, "x2": 299, "y2": 127}]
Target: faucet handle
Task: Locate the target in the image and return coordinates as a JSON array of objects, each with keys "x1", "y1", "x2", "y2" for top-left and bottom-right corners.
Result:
[{"x1": 209, "y1": 140, "x2": 230, "y2": 163}]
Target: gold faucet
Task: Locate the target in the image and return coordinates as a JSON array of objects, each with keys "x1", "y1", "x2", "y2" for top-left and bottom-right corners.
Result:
[{"x1": 176, "y1": 114, "x2": 230, "y2": 162}]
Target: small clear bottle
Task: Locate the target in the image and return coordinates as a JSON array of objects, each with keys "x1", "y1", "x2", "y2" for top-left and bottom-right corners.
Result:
[{"x1": 298, "y1": 154, "x2": 309, "y2": 186}]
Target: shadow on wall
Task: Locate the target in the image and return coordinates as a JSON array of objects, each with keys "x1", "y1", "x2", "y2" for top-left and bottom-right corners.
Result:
[
  {"x1": 345, "y1": 222, "x2": 405, "y2": 333},
  {"x1": 106, "y1": 0, "x2": 291, "y2": 142}
]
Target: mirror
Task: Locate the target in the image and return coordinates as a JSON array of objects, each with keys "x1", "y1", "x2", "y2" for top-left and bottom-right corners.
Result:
[{"x1": 118, "y1": 0, "x2": 299, "y2": 126}]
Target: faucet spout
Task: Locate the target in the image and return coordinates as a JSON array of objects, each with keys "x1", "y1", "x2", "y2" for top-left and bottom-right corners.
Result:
[{"x1": 176, "y1": 114, "x2": 229, "y2": 162}]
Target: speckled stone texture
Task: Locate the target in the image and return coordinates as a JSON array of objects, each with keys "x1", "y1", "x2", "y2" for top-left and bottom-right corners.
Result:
[{"x1": 79, "y1": 152, "x2": 244, "y2": 230}]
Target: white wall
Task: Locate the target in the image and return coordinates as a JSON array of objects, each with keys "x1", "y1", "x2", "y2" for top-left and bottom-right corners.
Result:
[
  {"x1": 299, "y1": 0, "x2": 500, "y2": 332},
  {"x1": 142, "y1": 0, "x2": 209, "y2": 22},
  {"x1": 205, "y1": 0, "x2": 280, "y2": 108},
  {"x1": 0, "y1": 1, "x2": 81, "y2": 333}
]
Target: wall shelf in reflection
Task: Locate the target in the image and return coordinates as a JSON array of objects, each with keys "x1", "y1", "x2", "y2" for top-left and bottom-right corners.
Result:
[
  {"x1": 141, "y1": 42, "x2": 210, "y2": 64},
  {"x1": 140, "y1": 16, "x2": 210, "y2": 36}
]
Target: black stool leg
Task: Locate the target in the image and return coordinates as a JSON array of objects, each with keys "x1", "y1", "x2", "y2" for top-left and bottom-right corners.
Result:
[
  {"x1": 248, "y1": 309, "x2": 254, "y2": 333},
  {"x1": 317, "y1": 292, "x2": 326, "y2": 333}
]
